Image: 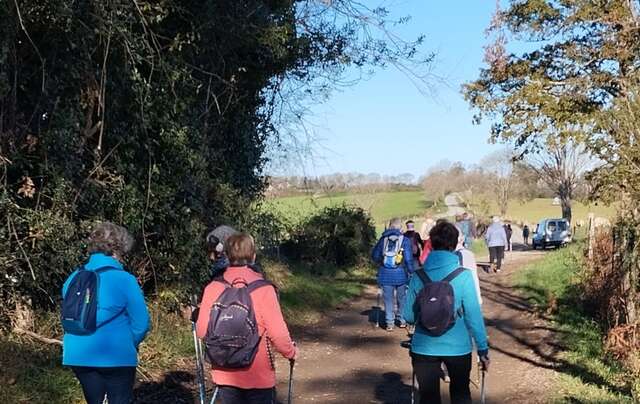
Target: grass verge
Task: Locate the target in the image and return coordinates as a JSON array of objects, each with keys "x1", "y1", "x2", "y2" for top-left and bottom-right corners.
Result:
[{"x1": 513, "y1": 245, "x2": 636, "y2": 403}]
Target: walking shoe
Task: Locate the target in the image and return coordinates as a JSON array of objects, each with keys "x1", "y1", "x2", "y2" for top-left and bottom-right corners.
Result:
[
  {"x1": 398, "y1": 322, "x2": 407, "y2": 329},
  {"x1": 386, "y1": 325, "x2": 394, "y2": 332},
  {"x1": 496, "y1": 268, "x2": 502, "y2": 273}
]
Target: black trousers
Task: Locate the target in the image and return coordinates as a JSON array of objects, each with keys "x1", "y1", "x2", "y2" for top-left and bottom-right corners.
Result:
[
  {"x1": 71, "y1": 366, "x2": 136, "y2": 404},
  {"x1": 488, "y1": 246, "x2": 505, "y2": 270},
  {"x1": 412, "y1": 353, "x2": 472, "y2": 404},
  {"x1": 219, "y1": 386, "x2": 275, "y2": 404}
]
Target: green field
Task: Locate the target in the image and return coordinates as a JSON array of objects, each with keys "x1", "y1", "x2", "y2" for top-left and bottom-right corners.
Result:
[
  {"x1": 264, "y1": 190, "x2": 439, "y2": 230},
  {"x1": 266, "y1": 192, "x2": 616, "y2": 232},
  {"x1": 496, "y1": 198, "x2": 616, "y2": 226}
]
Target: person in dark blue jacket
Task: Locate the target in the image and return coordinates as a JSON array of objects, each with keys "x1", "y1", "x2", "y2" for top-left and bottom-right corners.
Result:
[
  {"x1": 62, "y1": 222, "x2": 150, "y2": 404},
  {"x1": 403, "y1": 221, "x2": 489, "y2": 404},
  {"x1": 371, "y1": 218, "x2": 415, "y2": 331}
]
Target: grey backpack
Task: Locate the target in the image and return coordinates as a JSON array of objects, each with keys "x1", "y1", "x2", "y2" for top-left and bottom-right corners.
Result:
[{"x1": 204, "y1": 277, "x2": 273, "y2": 368}]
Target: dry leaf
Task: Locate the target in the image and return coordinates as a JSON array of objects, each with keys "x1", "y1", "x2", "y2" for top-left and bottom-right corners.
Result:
[{"x1": 17, "y1": 176, "x2": 36, "y2": 198}]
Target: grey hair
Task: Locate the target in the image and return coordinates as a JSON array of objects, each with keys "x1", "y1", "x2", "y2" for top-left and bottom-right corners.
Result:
[
  {"x1": 388, "y1": 218, "x2": 403, "y2": 230},
  {"x1": 88, "y1": 222, "x2": 134, "y2": 258}
]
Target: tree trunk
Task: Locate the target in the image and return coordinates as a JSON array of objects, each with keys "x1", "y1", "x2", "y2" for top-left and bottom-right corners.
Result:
[{"x1": 558, "y1": 182, "x2": 573, "y2": 224}]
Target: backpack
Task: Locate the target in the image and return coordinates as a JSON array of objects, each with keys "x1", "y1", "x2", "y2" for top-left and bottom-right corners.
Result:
[
  {"x1": 61, "y1": 266, "x2": 124, "y2": 335},
  {"x1": 204, "y1": 277, "x2": 274, "y2": 368},
  {"x1": 414, "y1": 267, "x2": 466, "y2": 337},
  {"x1": 382, "y1": 235, "x2": 405, "y2": 269}
]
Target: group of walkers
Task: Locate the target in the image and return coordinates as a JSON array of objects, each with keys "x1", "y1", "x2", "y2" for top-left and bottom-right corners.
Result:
[
  {"x1": 372, "y1": 216, "x2": 489, "y2": 403},
  {"x1": 60, "y1": 213, "x2": 510, "y2": 404},
  {"x1": 61, "y1": 222, "x2": 295, "y2": 404}
]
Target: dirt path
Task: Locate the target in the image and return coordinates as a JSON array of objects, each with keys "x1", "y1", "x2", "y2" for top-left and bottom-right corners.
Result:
[{"x1": 273, "y1": 247, "x2": 560, "y2": 403}]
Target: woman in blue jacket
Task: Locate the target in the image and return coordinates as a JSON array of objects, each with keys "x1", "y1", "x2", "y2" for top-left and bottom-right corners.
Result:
[
  {"x1": 403, "y1": 221, "x2": 490, "y2": 404},
  {"x1": 62, "y1": 222, "x2": 150, "y2": 404}
]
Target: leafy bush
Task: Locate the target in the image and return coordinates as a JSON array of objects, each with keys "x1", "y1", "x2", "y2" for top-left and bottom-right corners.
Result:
[{"x1": 282, "y1": 204, "x2": 376, "y2": 269}]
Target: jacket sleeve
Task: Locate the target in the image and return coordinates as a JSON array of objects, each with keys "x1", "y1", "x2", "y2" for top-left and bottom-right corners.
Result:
[
  {"x1": 196, "y1": 282, "x2": 221, "y2": 338},
  {"x1": 460, "y1": 273, "x2": 489, "y2": 354},
  {"x1": 260, "y1": 286, "x2": 297, "y2": 360},
  {"x1": 419, "y1": 240, "x2": 431, "y2": 265},
  {"x1": 500, "y1": 227, "x2": 508, "y2": 246},
  {"x1": 403, "y1": 237, "x2": 415, "y2": 273},
  {"x1": 125, "y1": 274, "x2": 150, "y2": 347},
  {"x1": 371, "y1": 238, "x2": 383, "y2": 264},
  {"x1": 402, "y1": 275, "x2": 420, "y2": 324}
]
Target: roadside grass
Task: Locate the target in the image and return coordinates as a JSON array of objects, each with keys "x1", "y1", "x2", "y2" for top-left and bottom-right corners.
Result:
[
  {"x1": 2, "y1": 261, "x2": 375, "y2": 403},
  {"x1": 470, "y1": 239, "x2": 488, "y2": 257},
  {"x1": 513, "y1": 245, "x2": 636, "y2": 403}
]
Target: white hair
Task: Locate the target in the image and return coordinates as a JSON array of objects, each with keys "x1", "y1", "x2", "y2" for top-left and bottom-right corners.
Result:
[
  {"x1": 493, "y1": 216, "x2": 501, "y2": 223},
  {"x1": 388, "y1": 218, "x2": 403, "y2": 230}
]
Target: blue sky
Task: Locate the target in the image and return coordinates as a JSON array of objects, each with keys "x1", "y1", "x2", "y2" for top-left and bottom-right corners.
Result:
[{"x1": 287, "y1": 1, "x2": 503, "y2": 177}]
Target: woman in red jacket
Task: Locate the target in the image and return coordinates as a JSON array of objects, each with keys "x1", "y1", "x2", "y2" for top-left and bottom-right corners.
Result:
[{"x1": 196, "y1": 233, "x2": 297, "y2": 404}]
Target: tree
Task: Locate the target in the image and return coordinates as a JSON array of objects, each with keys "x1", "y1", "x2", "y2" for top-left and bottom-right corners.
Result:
[
  {"x1": 480, "y1": 148, "x2": 515, "y2": 217},
  {"x1": 525, "y1": 142, "x2": 594, "y2": 223},
  {"x1": 463, "y1": 0, "x2": 640, "y2": 153},
  {"x1": 0, "y1": 0, "x2": 431, "y2": 321}
]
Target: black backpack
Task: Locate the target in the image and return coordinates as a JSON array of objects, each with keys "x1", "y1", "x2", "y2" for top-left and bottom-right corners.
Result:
[
  {"x1": 414, "y1": 267, "x2": 466, "y2": 337},
  {"x1": 204, "y1": 277, "x2": 274, "y2": 368},
  {"x1": 61, "y1": 266, "x2": 124, "y2": 335}
]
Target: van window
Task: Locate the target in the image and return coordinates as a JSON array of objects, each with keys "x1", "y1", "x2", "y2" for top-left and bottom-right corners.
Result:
[
  {"x1": 557, "y1": 221, "x2": 568, "y2": 231},
  {"x1": 547, "y1": 221, "x2": 557, "y2": 232}
]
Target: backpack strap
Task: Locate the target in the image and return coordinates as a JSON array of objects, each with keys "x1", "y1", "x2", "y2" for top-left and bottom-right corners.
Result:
[
  {"x1": 415, "y1": 269, "x2": 431, "y2": 285},
  {"x1": 443, "y1": 267, "x2": 466, "y2": 283},
  {"x1": 246, "y1": 279, "x2": 276, "y2": 294}
]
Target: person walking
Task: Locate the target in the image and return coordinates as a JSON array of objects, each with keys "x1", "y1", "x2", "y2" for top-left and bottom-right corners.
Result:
[
  {"x1": 404, "y1": 220, "x2": 424, "y2": 270},
  {"x1": 486, "y1": 216, "x2": 508, "y2": 273},
  {"x1": 456, "y1": 212, "x2": 476, "y2": 249},
  {"x1": 372, "y1": 218, "x2": 415, "y2": 331},
  {"x1": 196, "y1": 233, "x2": 297, "y2": 404},
  {"x1": 456, "y1": 228, "x2": 482, "y2": 305},
  {"x1": 61, "y1": 222, "x2": 150, "y2": 404},
  {"x1": 522, "y1": 224, "x2": 530, "y2": 246},
  {"x1": 403, "y1": 221, "x2": 490, "y2": 404},
  {"x1": 504, "y1": 223, "x2": 513, "y2": 251}
]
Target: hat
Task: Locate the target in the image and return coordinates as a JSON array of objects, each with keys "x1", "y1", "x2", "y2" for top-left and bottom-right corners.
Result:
[{"x1": 207, "y1": 225, "x2": 238, "y2": 253}]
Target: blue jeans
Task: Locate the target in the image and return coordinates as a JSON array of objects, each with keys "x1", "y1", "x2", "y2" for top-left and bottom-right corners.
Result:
[
  {"x1": 381, "y1": 284, "x2": 407, "y2": 326},
  {"x1": 71, "y1": 366, "x2": 136, "y2": 404}
]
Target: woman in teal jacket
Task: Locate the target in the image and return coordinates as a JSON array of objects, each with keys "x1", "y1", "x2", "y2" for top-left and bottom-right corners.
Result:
[
  {"x1": 403, "y1": 221, "x2": 490, "y2": 404},
  {"x1": 62, "y1": 222, "x2": 150, "y2": 404}
]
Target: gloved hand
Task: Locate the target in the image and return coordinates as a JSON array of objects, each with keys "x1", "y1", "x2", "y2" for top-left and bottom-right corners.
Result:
[{"x1": 479, "y1": 354, "x2": 490, "y2": 371}]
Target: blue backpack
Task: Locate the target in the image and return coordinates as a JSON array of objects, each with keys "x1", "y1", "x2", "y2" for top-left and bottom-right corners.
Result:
[
  {"x1": 61, "y1": 266, "x2": 123, "y2": 335},
  {"x1": 382, "y1": 235, "x2": 405, "y2": 269}
]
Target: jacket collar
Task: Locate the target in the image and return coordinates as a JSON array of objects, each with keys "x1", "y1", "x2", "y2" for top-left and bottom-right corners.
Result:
[{"x1": 85, "y1": 253, "x2": 124, "y2": 271}]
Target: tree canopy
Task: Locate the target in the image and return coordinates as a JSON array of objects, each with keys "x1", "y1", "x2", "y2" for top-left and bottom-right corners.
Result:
[{"x1": 0, "y1": 0, "x2": 429, "y2": 319}]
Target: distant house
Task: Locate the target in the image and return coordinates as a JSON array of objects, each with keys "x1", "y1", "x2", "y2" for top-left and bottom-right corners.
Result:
[{"x1": 552, "y1": 197, "x2": 561, "y2": 206}]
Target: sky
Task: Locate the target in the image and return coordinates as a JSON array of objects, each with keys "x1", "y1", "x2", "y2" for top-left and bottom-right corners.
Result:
[{"x1": 283, "y1": 0, "x2": 503, "y2": 178}]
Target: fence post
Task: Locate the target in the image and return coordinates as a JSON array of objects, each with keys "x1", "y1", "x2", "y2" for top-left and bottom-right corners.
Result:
[{"x1": 588, "y1": 213, "x2": 595, "y2": 262}]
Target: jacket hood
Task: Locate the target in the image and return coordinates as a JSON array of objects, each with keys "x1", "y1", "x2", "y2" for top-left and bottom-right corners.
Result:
[
  {"x1": 424, "y1": 250, "x2": 459, "y2": 272},
  {"x1": 381, "y1": 228, "x2": 403, "y2": 237}
]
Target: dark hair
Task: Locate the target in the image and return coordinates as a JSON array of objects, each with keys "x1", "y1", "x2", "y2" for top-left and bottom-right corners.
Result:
[
  {"x1": 429, "y1": 221, "x2": 459, "y2": 252},
  {"x1": 406, "y1": 220, "x2": 414, "y2": 225}
]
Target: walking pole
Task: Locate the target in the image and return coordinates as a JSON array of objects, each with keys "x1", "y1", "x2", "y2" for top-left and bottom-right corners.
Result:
[
  {"x1": 480, "y1": 365, "x2": 487, "y2": 404},
  {"x1": 209, "y1": 387, "x2": 219, "y2": 404},
  {"x1": 288, "y1": 359, "x2": 295, "y2": 404},
  {"x1": 376, "y1": 288, "x2": 382, "y2": 328},
  {"x1": 411, "y1": 371, "x2": 417, "y2": 404},
  {"x1": 190, "y1": 296, "x2": 207, "y2": 404}
]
